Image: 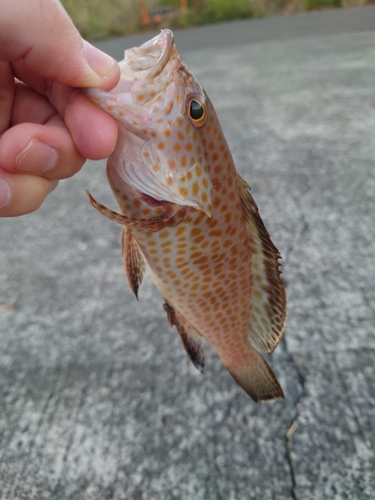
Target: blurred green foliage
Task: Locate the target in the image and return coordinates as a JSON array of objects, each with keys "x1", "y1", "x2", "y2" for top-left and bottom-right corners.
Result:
[
  {"x1": 61, "y1": 0, "x2": 370, "y2": 40},
  {"x1": 61, "y1": 0, "x2": 142, "y2": 39},
  {"x1": 182, "y1": 0, "x2": 253, "y2": 25}
]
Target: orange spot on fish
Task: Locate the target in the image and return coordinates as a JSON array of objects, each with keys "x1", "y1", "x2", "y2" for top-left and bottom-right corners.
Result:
[
  {"x1": 207, "y1": 218, "x2": 218, "y2": 228},
  {"x1": 179, "y1": 187, "x2": 188, "y2": 197},
  {"x1": 164, "y1": 129, "x2": 171, "y2": 138},
  {"x1": 177, "y1": 117, "x2": 183, "y2": 126},
  {"x1": 193, "y1": 235, "x2": 205, "y2": 244},
  {"x1": 168, "y1": 159, "x2": 176, "y2": 169},
  {"x1": 173, "y1": 143, "x2": 180, "y2": 153},
  {"x1": 209, "y1": 229, "x2": 223, "y2": 237},
  {"x1": 181, "y1": 156, "x2": 187, "y2": 167},
  {"x1": 137, "y1": 94, "x2": 145, "y2": 102},
  {"x1": 185, "y1": 143, "x2": 192, "y2": 152},
  {"x1": 157, "y1": 142, "x2": 165, "y2": 150},
  {"x1": 201, "y1": 192, "x2": 208, "y2": 204},
  {"x1": 175, "y1": 226, "x2": 186, "y2": 236},
  {"x1": 177, "y1": 131, "x2": 184, "y2": 141},
  {"x1": 195, "y1": 165, "x2": 202, "y2": 177},
  {"x1": 192, "y1": 182, "x2": 199, "y2": 197}
]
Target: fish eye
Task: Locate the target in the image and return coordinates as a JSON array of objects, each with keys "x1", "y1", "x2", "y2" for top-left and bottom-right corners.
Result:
[{"x1": 188, "y1": 99, "x2": 207, "y2": 127}]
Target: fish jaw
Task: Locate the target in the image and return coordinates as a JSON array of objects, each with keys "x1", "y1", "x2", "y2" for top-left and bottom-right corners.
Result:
[{"x1": 85, "y1": 30, "x2": 213, "y2": 216}]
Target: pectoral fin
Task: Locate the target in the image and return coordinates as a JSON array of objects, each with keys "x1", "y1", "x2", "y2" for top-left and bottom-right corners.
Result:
[
  {"x1": 120, "y1": 228, "x2": 146, "y2": 299},
  {"x1": 237, "y1": 176, "x2": 287, "y2": 354},
  {"x1": 86, "y1": 190, "x2": 168, "y2": 231},
  {"x1": 163, "y1": 301, "x2": 205, "y2": 373}
]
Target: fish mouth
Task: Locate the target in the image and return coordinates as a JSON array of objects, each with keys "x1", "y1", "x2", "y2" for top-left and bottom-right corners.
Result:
[
  {"x1": 143, "y1": 29, "x2": 174, "y2": 83},
  {"x1": 98, "y1": 29, "x2": 176, "y2": 104}
]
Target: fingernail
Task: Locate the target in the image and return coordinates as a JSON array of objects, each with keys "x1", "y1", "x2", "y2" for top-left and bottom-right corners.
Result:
[
  {"x1": 16, "y1": 139, "x2": 58, "y2": 173},
  {"x1": 84, "y1": 41, "x2": 117, "y2": 79},
  {"x1": 0, "y1": 179, "x2": 11, "y2": 209}
]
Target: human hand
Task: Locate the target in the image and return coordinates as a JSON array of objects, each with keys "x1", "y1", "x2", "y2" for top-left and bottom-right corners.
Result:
[{"x1": 0, "y1": 0, "x2": 121, "y2": 217}]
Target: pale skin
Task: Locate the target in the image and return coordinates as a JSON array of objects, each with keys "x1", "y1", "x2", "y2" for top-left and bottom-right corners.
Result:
[{"x1": 0, "y1": 0, "x2": 121, "y2": 217}]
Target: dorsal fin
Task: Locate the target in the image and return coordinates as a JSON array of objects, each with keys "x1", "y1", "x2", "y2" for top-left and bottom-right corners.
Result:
[
  {"x1": 237, "y1": 175, "x2": 287, "y2": 353},
  {"x1": 120, "y1": 228, "x2": 146, "y2": 299},
  {"x1": 163, "y1": 301, "x2": 205, "y2": 373}
]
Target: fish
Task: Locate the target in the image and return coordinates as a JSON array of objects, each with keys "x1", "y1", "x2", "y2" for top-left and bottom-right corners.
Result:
[{"x1": 85, "y1": 29, "x2": 287, "y2": 401}]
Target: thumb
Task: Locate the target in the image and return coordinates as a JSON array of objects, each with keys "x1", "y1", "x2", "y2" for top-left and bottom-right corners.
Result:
[{"x1": 0, "y1": 0, "x2": 119, "y2": 90}]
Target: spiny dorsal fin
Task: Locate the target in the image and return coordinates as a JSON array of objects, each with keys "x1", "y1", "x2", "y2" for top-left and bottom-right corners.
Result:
[
  {"x1": 121, "y1": 227, "x2": 146, "y2": 299},
  {"x1": 237, "y1": 175, "x2": 287, "y2": 354},
  {"x1": 163, "y1": 301, "x2": 205, "y2": 373}
]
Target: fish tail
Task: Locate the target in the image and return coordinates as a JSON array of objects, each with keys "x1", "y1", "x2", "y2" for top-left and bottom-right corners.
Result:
[{"x1": 223, "y1": 347, "x2": 284, "y2": 402}]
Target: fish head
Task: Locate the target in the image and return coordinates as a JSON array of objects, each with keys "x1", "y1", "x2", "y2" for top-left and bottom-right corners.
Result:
[{"x1": 86, "y1": 30, "x2": 213, "y2": 216}]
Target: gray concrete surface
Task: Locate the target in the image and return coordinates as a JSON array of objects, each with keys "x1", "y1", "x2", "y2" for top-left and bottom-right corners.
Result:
[{"x1": 1, "y1": 7, "x2": 375, "y2": 500}]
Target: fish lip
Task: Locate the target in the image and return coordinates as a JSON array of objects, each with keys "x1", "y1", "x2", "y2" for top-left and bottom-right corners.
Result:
[{"x1": 144, "y1": 29, "x2": 174, "y2": 82}]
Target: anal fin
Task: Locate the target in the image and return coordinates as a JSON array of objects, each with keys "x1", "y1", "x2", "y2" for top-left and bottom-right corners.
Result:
[
  {"x1": 163, "y1": 301, "x2": 205, "y2": 373},
  {"x1": 121, "y1": 227, "x2": 146, "y2": 299}
]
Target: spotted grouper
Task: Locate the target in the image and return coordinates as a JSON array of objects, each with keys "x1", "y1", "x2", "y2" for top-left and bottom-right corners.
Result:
[{"x1": 85, "y1": 30, "x2": 287, "y2": 401}]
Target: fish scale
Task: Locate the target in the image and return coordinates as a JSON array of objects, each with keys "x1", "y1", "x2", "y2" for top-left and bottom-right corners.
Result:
[{"x1": 86, "y1": 30, "x2": 287, "y2": 401}]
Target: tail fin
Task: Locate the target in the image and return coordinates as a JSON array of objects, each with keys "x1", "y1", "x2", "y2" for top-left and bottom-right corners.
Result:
[{"x1": 224, "y1": 349, "x2": 284, "y2": 402}]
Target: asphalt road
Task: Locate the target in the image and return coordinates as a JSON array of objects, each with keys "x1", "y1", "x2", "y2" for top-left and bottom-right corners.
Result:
[{"x1": 1, "y1": 6, "x2": 375, "y2": 500}]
